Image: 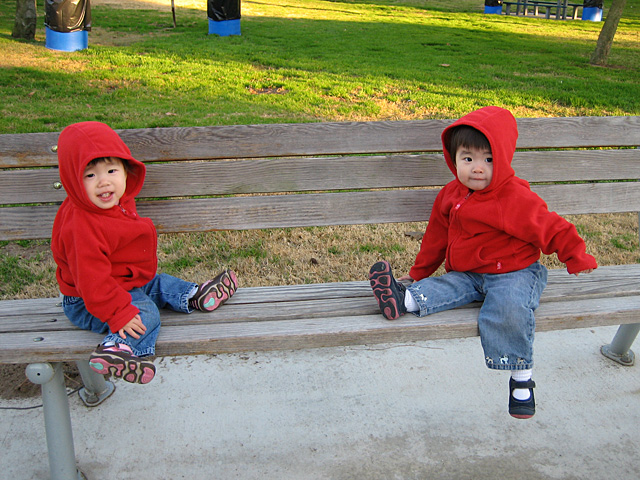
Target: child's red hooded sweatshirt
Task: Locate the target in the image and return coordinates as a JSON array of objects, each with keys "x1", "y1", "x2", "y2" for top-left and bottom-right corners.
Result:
[
  {"x1": 409, "y1": 106, "x2": 597, "y2": 281},
  {"x1": 51, "y1": 122, "x2": 157, "y2": 334}
]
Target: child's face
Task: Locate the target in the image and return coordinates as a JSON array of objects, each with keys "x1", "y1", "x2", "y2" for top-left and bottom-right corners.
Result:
[
  {"x1": 83, "y1": 158, "x2": 127, "y2": 210},
  {"x1": 455, "y1": 145, "x2": 493, "y2": 191}
]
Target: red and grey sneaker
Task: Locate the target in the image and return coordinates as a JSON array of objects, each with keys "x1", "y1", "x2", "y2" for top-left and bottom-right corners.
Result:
[
  {"x1": 509, "y1": 377, "x2": 536, "y2": 419},
  {"x1": 189, "y1": 269, "x2": 238, "y2": 312},
  {"x1": 89, "y1": 343, "x2": 156, "y2": 384},
  {"x1": 369, "y1": 261, "x2": 407, "y2": 320}
]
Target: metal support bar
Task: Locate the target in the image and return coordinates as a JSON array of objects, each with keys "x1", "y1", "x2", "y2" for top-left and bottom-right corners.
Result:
[
  {"x1": 601, "y1": 323, "x2": 640, "y2": 366},
  {"x1": 76, "y1": 360, "x2": 115, "y2": 407},
  {"x1": 25, "y1": 363, "x2": 87, "y2": 480}
]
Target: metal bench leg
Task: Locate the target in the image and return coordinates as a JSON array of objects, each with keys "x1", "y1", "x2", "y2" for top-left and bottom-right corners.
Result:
[
  {"x1": 76, "y1": 360, "x2": 116, "y2": 407},
  {"x1": 25, "y1": 363, "x2": 86, "y2": 480},
  {"x1": 601, "y1": 323, "x2": 640, "y2": 366}
]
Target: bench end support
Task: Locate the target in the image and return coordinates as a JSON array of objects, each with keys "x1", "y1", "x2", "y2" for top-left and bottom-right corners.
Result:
[
  {"x1": 25, "y1": 362, "x2": 87, "y2": 480},
  {"x1": 600, "y1": 323, "x2": 640, "y2": 366},
  {"x1": 75, "y1": 360, "x2": 116, "y2": 407},
  {"x1": 601, "y1": 344, "x2": 635, "y2": 366}
]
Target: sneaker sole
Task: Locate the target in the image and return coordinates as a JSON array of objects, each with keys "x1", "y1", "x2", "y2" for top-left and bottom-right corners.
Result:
[
  {"x1": 89, "y1": 352, "x2": 156, "y2": 385},
  {"x1": 510, "y1": 413, "x2": 535, "y2": 419},
  {"x1": 369, "y1": 261, "x2": 402, "y2": 320},
  {"x1": 198, "y1": 269, "x2": 238, "y2": 312},
  {"x1": 509, "y1": 400, "x2": 535, "y2": 419}
]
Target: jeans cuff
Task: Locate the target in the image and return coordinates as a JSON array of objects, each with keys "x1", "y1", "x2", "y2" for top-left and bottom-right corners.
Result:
[{"x1": 184, "y1": 282, "x2": 199, "y2": 313}]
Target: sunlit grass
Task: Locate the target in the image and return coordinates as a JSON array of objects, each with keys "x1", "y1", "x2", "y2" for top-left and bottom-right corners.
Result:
[{"x1": 1, "y1": 0, "x2": 639, "y2": 133}]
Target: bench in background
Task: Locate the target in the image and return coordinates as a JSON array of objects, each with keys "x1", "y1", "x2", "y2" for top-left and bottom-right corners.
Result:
[
  {"x1": 1, "y1": 115, "x2": 640, "y2": 479},
  {"x1": 501, "y1": 0, "x2": 582, "y2": 19}
]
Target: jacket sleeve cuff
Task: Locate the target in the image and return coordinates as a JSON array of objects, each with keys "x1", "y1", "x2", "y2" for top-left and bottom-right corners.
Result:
[
  {"x1": 566, "y1": 255, "x2": 598, "y2": 275},
  {"x1": 107, "y1": 305, "x2": 141, "y2": 334}
]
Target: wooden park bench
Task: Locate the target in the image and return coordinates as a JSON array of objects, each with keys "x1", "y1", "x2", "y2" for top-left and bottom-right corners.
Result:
[
  {"x1": 1, "y1": 115, "x2": 640, "y2": 479},
  {"x1": 502, "y1": 0, "x2": 581, "y2": 19}
]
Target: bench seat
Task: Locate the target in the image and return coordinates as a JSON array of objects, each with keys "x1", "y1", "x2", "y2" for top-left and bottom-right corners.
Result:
[{"x1": 3, "y1": 264, "x2": 640, "y2": 364}]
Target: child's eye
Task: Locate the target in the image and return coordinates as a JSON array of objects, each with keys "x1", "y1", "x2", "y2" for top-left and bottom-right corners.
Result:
[
  {"x1": 485, "y1": 158, "x2": 493, "y2": 163},
  {"x1": 462, "y1": 157, "x2": 473, "y2": 163},
  {"x1": 84, "y1": 173, "x2": 95, "y2": 179}
]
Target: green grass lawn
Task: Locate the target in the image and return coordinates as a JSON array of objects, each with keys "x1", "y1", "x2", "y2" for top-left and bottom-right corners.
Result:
[{"x1": 1, "y1": 0, "x2": 639, "y2": 133}]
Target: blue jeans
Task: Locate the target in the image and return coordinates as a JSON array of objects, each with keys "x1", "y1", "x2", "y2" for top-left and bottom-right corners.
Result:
[
  {"x1": 63, "y1": 273, "x2": 197, "y2": 357},
  {"x1": 406, "y1": 262, "x2": 548, "y2": 371}
]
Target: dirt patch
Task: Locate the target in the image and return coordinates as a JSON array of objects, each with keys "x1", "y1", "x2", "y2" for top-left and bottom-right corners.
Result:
[
  {"x1": 0, "y1": 363, "x2": 82, "y2": 400},
  {"x1": 92, "y1": 0, "x2": 193, "y2": 10},
  {"x1": 1, "y1": 241, "x2": 51, "y2": 260}
]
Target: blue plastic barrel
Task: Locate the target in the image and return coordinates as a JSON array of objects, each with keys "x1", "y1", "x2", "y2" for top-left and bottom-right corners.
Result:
[
  {"x1": 45, "y1": 27, "x2": 88, "y2": 51},
  {"x1": 484, "y1": 5, "x2": 502, "y2": 14},
  {"x1": 582, "y1": 7, "x2": 602, "y2": 21},
  {"x1": 208, "y1": 18, "x2": 241, "y2": 36}
]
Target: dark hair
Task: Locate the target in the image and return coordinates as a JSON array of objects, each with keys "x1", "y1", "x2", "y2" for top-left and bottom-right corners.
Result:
[
  {"x1": 87, "y1": 156, "x2": 132, "y2": 173},
  {"x1": 447, "y1": 126, "x2": 491, "y2": 165}
]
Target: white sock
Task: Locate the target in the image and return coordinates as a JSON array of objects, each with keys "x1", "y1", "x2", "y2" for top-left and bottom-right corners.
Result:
[
  {"x1": 404, "y1": 289, "x2": 419, "y2": 312},
  {"x1": 187, "y1": 284, "x2": 199, "y2": 299},
  {"x1": 511, "y1": 369, "x2": 532, "y2": 401}
]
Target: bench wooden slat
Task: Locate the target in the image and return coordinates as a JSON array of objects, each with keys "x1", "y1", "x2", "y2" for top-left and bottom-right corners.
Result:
[
  {"x1": 3, "y1": 181, "x2": 640, "y2": 240},
  {"x1": 0, "y1": 297, "x2": 381, "y2": 333},
  {"x1": 0, "y1": 154, "x2": 450, "y2": 204},
  {"x1": 141, "y1": 155, "x2": 447, "y2": 197},
  {"x1": 0, "y1": 131, "x2": 59, "y2": 167},
  {"x1": 513, "y1": 149, "x2": 640, "y2": 183},
  {"x1": 0, "y1": 281, "x2": 370, "y2": 318},
  {"x1": 0, "y1": 121, "x2": 452, "y2": 168},
  {"x1": 3, "y1": 149, "x2": 639, "y2": 206},
  {"x1": 3, "y1": 264, "x2": 640, "y2": 316},
  {"x1": 3, "y1": 117, "x2": 639, "y2": 168},
  {"x1": 0, "y1": 190, "x2": 439, "y2": 240}
]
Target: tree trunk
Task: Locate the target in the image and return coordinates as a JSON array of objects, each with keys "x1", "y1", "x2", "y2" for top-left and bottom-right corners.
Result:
[
  {"x1": 589, "y1": 0, "x2": 627, "y2": 66},
  {"x1": 12, "y1": 0, "x2": 37, "y2": 40}
]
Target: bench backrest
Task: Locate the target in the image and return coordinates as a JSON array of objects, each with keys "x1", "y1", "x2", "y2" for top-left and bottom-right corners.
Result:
[{"x1": 1, "y1": 116, "x2": 639, "y2": 241}]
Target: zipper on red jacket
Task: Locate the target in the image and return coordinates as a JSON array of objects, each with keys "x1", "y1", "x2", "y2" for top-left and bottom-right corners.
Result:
[
  {"x1": 446, "y1": 190, "x2": 473, "y2": 271},
  {"x1": 118, "y1": 204, "x2": 137, "y2": 218},
  {"x1": 454, "y1": 191, "x2": 473, "y2": 212}
]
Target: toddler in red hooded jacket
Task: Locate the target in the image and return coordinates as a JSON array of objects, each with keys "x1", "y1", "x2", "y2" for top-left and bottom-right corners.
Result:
[
  {"x1": 52, "y1": 121, "x2": 238, "y2": 385},
  {"x1": 369, "y1": 107, "x2": 596, "y2": 419}
]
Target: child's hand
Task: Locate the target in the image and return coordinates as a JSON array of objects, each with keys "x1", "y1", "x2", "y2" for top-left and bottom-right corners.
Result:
[
  {"x1": 574, "y1": 268, "x2": 594, "y2": 277},
  {"x1": 118, "y1": 314, "x2": 146, "y2": 340},
  {"x1": 398, "y1": 275, "x2": 414, "y2": 284}
]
